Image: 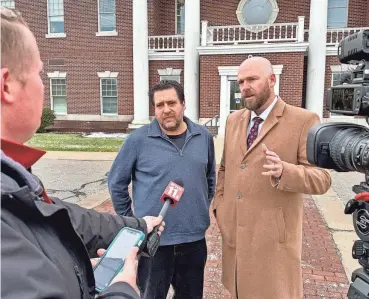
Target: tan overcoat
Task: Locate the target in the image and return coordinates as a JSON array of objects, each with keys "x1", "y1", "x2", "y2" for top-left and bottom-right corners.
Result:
[{"x1": 213, "y1": 98, "x2": 331, "y2": 299}]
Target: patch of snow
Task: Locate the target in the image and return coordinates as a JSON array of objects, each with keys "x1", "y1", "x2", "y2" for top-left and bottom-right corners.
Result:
[{"x1": 83, "y1": 132, "x2": 128, "y2": 138}]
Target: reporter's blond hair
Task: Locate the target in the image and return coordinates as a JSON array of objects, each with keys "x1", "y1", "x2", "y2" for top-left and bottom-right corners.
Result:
[{"x1": 1, "y1": 8, "x2": 31, "y2": 82}]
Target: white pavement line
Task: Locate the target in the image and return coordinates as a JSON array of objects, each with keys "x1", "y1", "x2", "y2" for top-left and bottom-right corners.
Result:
[{"x1": 313, "y1": 188, "x2": 358, "y2": 281}]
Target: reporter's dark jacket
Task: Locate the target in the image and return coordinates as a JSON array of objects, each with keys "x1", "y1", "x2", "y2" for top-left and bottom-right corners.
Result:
[{"x1": 1, "y1": 150, "x2": 146, "y2": 299}]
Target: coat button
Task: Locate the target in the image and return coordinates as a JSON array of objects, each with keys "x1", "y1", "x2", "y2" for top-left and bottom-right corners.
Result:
[
  {"x1": 237, "y1": 193, "x2": 242, "y2": 199},
  {"x1": 240, "y1": 163, "x2": 246, "y2": 169}
]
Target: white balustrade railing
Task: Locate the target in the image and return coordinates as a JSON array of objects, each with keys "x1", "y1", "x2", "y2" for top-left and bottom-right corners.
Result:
[
  {"x1": 148, "y1": 35, "x2": 184, "y2": 52},
  {"x1": 201, "y1": 17, "x2": 305, "y2": 46},
  {"x1": 326, "y1": 27, "x2": 368, "y2": 45}
]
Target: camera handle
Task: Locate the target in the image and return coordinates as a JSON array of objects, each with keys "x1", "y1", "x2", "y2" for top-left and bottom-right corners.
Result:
[{"x1": 345, "y1": 192, "x2": 369, "y2": 299}]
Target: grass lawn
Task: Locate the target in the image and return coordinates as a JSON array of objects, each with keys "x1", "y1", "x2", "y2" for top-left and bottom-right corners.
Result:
[{"x1": 26, "y1": 133, "x2": 124, "y2": 152}]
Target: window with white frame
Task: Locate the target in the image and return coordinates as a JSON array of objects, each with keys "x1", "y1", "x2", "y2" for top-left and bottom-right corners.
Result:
[
  {"x1": 0, "y1": 0, "x2": 15, "y2": 8},
  {"x1": 176, "y1": 0, "x2": 185, "y2": 35},
  {"x1": 98, "y1": 72, "x2": 118, "y2": 115},
  {"x1": 158, "y1": 68, "x2": 182, "y2": 83},
  {"x1": 47, "y1": 72, "x2": 67, "y2": 114},
  {"x1": 331, "y1": 71, "x2": 351, "y2": 86},
  {"x1": 327, "y1": 0, "x2": 348, "y2": 28},
  {"x1": 98, "y1": 0, "x2": 116, "y2": 33},
  {"x1": 47, "y1": 0, "x2": 65, "y2": 35}
]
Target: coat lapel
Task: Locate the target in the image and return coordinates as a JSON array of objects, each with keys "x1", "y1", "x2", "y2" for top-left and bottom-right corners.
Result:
[
  {"x1": 239, "y1": 109, "x2": 251, "y2": 157},
  {"x1": 244, "y1": 98, "x2": 286, "y2": 157}
]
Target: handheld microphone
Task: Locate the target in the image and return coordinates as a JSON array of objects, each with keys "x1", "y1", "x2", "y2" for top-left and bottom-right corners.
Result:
[{"x1": 143, "y1": 179, "x2": 184, "y2": 257}]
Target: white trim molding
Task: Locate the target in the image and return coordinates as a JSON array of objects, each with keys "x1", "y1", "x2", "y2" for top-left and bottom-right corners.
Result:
[
  {"x1": 55, "y1": 114, "x2": 133, "y2": 122},
  {"x1": 326, "y1": 46, "x2": 339, "y2": 56},
  {"x1": 236, "y1": 0, "x2": 279, "y2": 29},
  {"x1": 149, "y1": 52, "x2": 185, "y2": 61},
  {"x1": 157, "y1": 68, "x2": 182, "y2": 76},
  {"x1": 330, "y1": 64, "x2": 353, "y2": 72},
  {"x1": 217, "y1": 64, "x2": 283, "y2": 136},
  {"x1": 47, "y1": 71, "x2": 67, "y2": 78},
  {"x1": 96, "y1": 31, "x2": 118, "y2": 37},
  {"x1": 97, "y1": 71, "x2": 119, "y2": 78},
  {"x1": 197, "y1": 42, "x2": 309, "y2": 55},
  {"x1": 46, "y1": 33, "x2": 66, "y2": 38}
]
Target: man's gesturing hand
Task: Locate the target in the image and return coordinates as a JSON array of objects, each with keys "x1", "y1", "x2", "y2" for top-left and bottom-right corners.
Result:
[{"x1": 261, "y1": 144, "x2": 283, "y2": 179}]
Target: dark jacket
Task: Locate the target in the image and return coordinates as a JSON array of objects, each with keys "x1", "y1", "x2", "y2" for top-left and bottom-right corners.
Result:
[
  {"x1": 1, "y1": 152, "x2": 147, "y2": 299},
  {"x1": 108, "y1": 116, "x2": 216, "y2": 246}
]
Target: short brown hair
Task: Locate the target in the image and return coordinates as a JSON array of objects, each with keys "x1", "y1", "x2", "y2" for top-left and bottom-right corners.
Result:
[
  {"x1": 149, "y1": 80, "x2": 185, "y2": 106},
  {"x1": 1, "y1": 8, "x2": 31, "y2": 81}
]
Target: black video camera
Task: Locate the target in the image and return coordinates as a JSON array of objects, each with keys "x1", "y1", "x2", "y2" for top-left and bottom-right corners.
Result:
[{"x1": 307, "y1": 29, "x2": 369, "y2": 299}]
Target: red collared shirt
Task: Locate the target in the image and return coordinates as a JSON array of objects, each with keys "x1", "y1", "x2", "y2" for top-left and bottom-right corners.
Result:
[{"x1": 1, "y1": 139, "x2": 52, "y2": 203}]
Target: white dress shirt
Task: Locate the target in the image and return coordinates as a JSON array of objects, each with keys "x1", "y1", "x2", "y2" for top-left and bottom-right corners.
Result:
[{"x1": 247, "y1": 96, "x2": 278, "y2": 137}]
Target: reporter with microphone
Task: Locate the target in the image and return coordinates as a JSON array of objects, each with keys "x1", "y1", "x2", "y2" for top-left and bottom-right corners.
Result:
[{"x1": 108, "y1": 81, "x2": 216, "y2": 299}]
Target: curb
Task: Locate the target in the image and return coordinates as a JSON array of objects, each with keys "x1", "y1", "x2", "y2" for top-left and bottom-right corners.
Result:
[{"x1": 312, "y1": 187, "x2": 358, "y2": 281}]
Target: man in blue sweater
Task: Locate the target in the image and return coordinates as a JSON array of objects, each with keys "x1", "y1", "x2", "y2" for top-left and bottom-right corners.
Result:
[{"x1": 108, "y1": 80, "x2": 216, "y2": 299}]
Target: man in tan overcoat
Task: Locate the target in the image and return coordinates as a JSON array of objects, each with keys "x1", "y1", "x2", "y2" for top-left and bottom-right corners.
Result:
[{"x1": 213, "y1": 57, "x2": 332, "y2": 299}]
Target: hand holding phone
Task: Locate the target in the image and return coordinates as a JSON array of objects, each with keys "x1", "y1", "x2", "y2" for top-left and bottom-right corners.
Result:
[
  {"x1": 93, "y1": 227, "x2": 144, "y2": 293},
  {"x1": 92, "y1": 247, "x2": 139, "y2": 293}
]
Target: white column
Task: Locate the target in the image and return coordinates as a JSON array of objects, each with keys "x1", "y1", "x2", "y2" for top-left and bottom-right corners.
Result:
[
  {"x1": 184, "y1": 0, "x2": 200, "y2": 122},
  {"x1": 305, "y1": 0, "x2": 328, "y2": 120},
  {"x1": 130, "y1": 0, "x2": 150, "y2": 128},
  {"x1": 218, "y1": 75, "x2": 229, "y2": 136}
]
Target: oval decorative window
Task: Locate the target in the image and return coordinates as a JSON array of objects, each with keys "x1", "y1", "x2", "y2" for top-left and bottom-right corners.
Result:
[{"x1": 236, "y1": 0, "x2": 279, "y2": 27}]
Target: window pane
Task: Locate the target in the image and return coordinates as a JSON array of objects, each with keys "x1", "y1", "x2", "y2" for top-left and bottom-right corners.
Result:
[
  {"x1": 0, "y1": 0, "x2": 15, "y2": 8},
  {"x1": 328, "y1": 0, "x2": 348, "y2": 7},
  {"x1": 53, "y1": 96, "x2": 67, "y2": 114},
  {"x1": 51, "y1": 79, "x2": 66, "y2": 96},
  {"x1": 102, "y1": 97, "x2": 118, "y2": 114},
  {"x1": 160, "y1": 75, "x2": 180, "y2": 83},
  {"x1": 176, "y1": 1, "x2": 185, "y2": 34},
  {"x1": 50, "y1": 17, "x2": 64, "y2": 33},
  {"x1": 327, "y1": 7, "x2": 347, "y2": 28},
  {"x1": 100, "y1": 0, "x2": 116, "y2": 13},
  {"x1": 48, "y1": 0, "x2": 64, "y2": 16},
  {"x1": 243, "y1": 0, "x2": 273, "y2": 25},
  {"x1": 101, "y1": 78, "x2": 117, "y2": 97},
  {"x1": 100, "y1": 13, "x2": 116, "y2": 31}
]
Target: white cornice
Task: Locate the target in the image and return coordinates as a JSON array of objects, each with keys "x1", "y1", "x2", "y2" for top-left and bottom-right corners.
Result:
[
  {"x1": 149, "y1": 52, "x2": 184, "y2": 61},
  {"x1": 47, "y1": 71, "x2": 67, "y2": 78},
  {"x1": 198, "y1": 42, "x2": 309, "y2": 55},
  {"x1": 157, "y1": 68, "x2": 182, "y2": 76},
  {"x1": 326, "y1": 45, "x2": 339, "y2": 56},
  {"x1": 97, "y1": 71, "x2": 119, "y2": 78}
]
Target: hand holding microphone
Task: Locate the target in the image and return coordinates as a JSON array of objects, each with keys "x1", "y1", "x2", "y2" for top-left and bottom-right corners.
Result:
[{"x1": 142, "y1": 179, "x2": 185, "y2": 257}]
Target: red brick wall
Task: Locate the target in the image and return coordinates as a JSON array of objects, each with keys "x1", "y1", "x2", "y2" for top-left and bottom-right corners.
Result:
[
  {"x1": 149, "y1": 60, "x2": 184, "y2": 116},
  {"x1": 200, "y1": 0, "x2": 310, "y2": 27},
  {"x1": 347, "y1": 0, "x2": 368, "y2": 27},
  {"x1": 324, "y1": 56, "x2": 342, "y2": 118},
  {"x1": 15, "y1": 0, "x2": 134, "y2": 116},
  {"x1": 50, "y1": 120, "x2": 128, "y2": 133},
  {"x1": 200, "y1": 53, "x2": 305, "y2": 118},
  {"x1": 149, "y1": 0, "x2": 177, "y2": 35}
]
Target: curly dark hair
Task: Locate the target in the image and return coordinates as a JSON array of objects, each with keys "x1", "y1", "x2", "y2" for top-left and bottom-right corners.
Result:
[{"x1": 149, "y1": 80, "x2": 185, "y2": 106}]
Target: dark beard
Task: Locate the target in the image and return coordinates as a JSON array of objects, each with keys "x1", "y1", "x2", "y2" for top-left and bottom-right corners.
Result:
[
  {"x1": 242, "y1": 84, "x2": 271, "y2": 112},
  {"x1": 161, "y1": 118, "x2": 182, "y2": 131}
]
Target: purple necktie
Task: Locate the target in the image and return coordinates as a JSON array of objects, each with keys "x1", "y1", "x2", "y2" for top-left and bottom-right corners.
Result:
[{"x1": 247, "y1": 117, "x2": 263, "y2": 149}]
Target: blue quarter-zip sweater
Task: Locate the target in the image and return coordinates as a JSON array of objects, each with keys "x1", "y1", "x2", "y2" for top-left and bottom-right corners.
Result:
[{"x1": 108, "y1": 117, "x2": 216, "y2": 245}]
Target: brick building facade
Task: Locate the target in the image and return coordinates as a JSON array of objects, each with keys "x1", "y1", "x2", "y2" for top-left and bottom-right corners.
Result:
[{"x1": 4, "y1": 0, "x2": 369, "y2": 133}]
